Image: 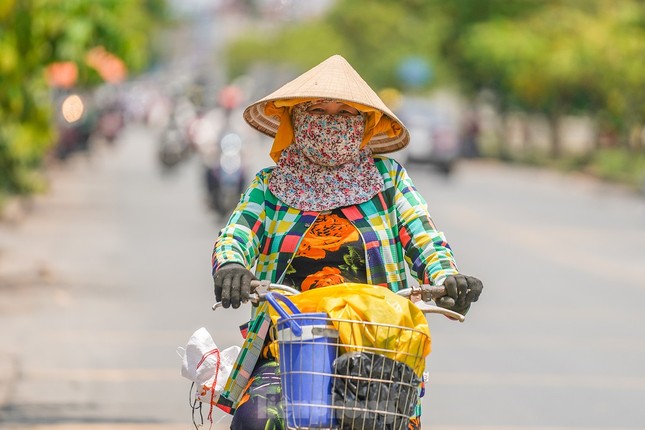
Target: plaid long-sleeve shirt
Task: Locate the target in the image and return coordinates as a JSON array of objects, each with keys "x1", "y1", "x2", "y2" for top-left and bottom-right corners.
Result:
[{"x1": 212, "y1": 156, "x2": 459, "y2": 290}]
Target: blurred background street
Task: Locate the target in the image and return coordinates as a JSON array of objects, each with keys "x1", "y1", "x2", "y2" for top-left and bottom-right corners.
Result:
[
  {"x1": 2, "y1": 1, "x2": 645, "y2": 429},
  {"x1": 2, "y1": 119, "x2": 645, "y2": 429}
]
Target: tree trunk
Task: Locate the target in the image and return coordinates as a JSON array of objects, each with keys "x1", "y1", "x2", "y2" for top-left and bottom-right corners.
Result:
[
  {"x1": 498, "y1": 111, "x2": 511, "y2": 161},
  {"x1": 547, "y1": 111, "x2": 562, "y2": 159}
]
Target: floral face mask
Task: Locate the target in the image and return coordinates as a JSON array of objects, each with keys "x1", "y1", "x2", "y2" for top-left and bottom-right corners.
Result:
[
  {"x1": 268, "y1": 102, "x2": 384, "y2": 212},
  {"x1": 292, "y1": 103, "x2": 365, "y2": 166}
]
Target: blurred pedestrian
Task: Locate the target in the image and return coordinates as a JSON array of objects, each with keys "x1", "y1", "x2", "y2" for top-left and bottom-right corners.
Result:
[{"x1": 461, "y1": 107, "x2": 481, "y2": 158}]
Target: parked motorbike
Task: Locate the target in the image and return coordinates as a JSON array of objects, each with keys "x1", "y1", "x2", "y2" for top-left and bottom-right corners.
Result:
[
  {"x1": 53, "y1": 91, "x2": 96, "y2": 160},
  {"x1": 158, "y1": 120, "x2": 191, "y2": 169},
  {"x1": 94, "y1": 101, "x2": 125, "y2": 144},
  {"x1": 92, "y1": 84, "x2": 127, "y2": 145}
]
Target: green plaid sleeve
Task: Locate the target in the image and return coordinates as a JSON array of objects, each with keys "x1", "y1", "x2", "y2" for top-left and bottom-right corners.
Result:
[{"x1": 384, "y1": 158, "x2": 459, "y2": 285}]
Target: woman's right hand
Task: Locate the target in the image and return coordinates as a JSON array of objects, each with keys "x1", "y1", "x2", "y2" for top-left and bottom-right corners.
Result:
[{"x1": 213, "y1": 263, "x2": 256, "y2": 309}]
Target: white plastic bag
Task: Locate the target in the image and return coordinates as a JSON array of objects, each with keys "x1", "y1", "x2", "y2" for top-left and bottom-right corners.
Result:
[{"x1": 178, "y1": 327, "x2": 240, "y2": 405}]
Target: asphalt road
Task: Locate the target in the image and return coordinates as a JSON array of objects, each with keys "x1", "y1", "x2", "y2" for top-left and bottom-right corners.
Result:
[{"x1": 1, "y1": 123, "x2": 644, "y2": 430}]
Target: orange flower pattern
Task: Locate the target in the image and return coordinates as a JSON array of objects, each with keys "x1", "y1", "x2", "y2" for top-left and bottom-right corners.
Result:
[
  {"x1": 285, "y1": 210, "x2": 367, "y2": 290},
  {"x1": 296, "y1": 212, "x2": 360, "y2": 259},
  {"x1": 300, "y1": 267, "x2": 345, "y2": 291}
]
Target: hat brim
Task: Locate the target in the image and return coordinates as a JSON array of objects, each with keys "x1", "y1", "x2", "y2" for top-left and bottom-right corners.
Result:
[
  {"x1": 243, "y1": 98, "x2": 409, "y2": 155},
  {"x1": 242, "y1": 55, "x2": 410, "y2": 154}
]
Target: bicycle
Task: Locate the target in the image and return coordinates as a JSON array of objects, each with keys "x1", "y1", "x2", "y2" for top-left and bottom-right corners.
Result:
[{"x1": 212, "y1": 280, "x2": 464, "y2": 430}]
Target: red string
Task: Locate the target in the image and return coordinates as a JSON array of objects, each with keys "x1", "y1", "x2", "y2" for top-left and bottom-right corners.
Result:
[
  {"x1": 197, "y1": 348, "x2": 219, "y2": 369},
  {"x1": 206, "y1": 349, "x2": 221, "y2": 426}
]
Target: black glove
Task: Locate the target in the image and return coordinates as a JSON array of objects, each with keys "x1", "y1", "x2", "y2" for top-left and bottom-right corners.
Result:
[
  {"x1": 435, "y1": 274, "x2": 483, "y2": 315},
  {"x1": 213, "y1": 263, "x2": 255, "y2": 309}
]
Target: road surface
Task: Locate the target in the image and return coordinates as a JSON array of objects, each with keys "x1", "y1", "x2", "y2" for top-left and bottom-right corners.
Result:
[{"x1": 1, "y1": 122, "x2": 645, "y2": 429}]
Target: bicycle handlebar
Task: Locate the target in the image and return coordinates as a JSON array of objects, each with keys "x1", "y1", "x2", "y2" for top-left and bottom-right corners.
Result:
[
  {"x1": 212, "y1": 280, "x2": 465, "y2": 321},
  {"x1": 211, "y1": 281, "x2": 297, "y2": 311}
]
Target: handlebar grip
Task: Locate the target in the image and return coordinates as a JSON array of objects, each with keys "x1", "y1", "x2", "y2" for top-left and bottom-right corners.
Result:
[
  {"x1": 425, "y1": 285, "x2": 456, "y2": 311},
  {"x1": 425, "y1": 285, "x2": 447, "y2": 300},
  {"x1": 212, "y1": 281, "x2": 299, "y2": 311},
  {"x1": 397, "y1": 285, "x2": 448, "y2": 301}
]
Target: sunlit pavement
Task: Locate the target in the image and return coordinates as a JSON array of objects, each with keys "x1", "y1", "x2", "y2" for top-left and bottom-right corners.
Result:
[
  {"x1": 2, "y1": 122, "x2": 645, "y2": 428},
  {"x1": 0, "y1": 124, "x2": 235, "y2": 428}
]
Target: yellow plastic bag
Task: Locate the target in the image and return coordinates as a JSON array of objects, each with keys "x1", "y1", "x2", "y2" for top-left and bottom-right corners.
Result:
[{"x1": 268, "y1": 283, "x2": 431, "y2": 375}]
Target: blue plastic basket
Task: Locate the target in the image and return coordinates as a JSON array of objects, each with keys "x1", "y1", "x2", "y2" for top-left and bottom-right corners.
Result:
[{"x1": 265, "y1": 293, "x2": 338, "y2": 429}]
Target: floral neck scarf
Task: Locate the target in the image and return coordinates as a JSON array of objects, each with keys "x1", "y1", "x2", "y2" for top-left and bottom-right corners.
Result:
[{"x1": 268, "y1": 103, "x2": 384, "y2": 211}]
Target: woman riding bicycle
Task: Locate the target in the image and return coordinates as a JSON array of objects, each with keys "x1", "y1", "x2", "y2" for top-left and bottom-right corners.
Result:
[{"x1": 211, "y1": 55, "x2": 483, "y2": 429}]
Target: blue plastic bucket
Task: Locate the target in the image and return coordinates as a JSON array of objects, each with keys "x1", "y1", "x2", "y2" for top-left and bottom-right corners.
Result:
[{"x1": 265, "y1": 293, "x2": 338, "y2": 428}]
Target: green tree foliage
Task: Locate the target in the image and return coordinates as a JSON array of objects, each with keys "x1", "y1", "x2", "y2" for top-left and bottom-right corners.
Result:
[
  {"x1": 226, "y1": 0, "x2": 445, "y2": 91},
  {"x1": 0, "y1": 0, "x2": 167, "y2": 202},
  {"x1": 457, "y1": 4, "x2": 610, "y2": 156},
  {"x1": 222, "y1": 0, "x2": 645, "y2": 186},
  {"x1": 226, "y1": 0, "x2": 550, "y2": 92},
  {"x1": 588, "y1": 2, "x2": 645, "y2": 142},
  {"x1": 227, "y1": 0, "x2": 645, "y2": 156},
  {"x1": 1, "y1": 0, "x2": 54, "y2": 197},
  {"x1": 226, "y1": 21, "x2": 346, "y2": 80},
  {"x1": 432, "y1": 0, "x2": 645, "y2": 153}
]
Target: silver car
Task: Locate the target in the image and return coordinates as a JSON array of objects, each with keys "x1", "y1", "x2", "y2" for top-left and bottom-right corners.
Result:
[{"x1": 395, "y1": 96, "x2": 462, "y2": 175}]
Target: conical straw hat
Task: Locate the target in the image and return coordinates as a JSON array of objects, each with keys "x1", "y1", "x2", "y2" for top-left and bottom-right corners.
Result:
[{"x1": 243, "y1": 55, "x2": 409, "y2": 154}]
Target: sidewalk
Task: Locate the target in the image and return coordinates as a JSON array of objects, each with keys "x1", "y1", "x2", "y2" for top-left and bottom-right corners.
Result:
[
  {"x1": 0, "y1": 128, "x2": 238, "y2": 428},
  {"x1": 0, "y1": 156, "x2": 90, "y2": 423}
]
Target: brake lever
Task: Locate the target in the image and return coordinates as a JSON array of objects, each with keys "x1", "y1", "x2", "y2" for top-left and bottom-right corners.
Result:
[{"x1": 398, "y1": 285, "x2": 464, "y2": 322}]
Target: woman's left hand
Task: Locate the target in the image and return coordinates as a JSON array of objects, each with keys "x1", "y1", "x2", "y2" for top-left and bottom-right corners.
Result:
[{"x1": 436, "y1": 274, "x2": 483, "y2": 315}]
